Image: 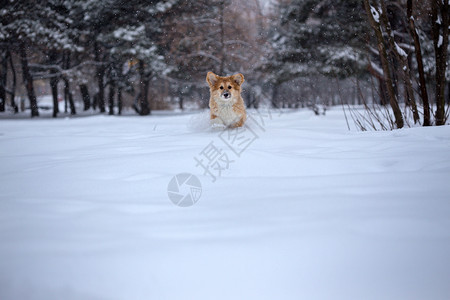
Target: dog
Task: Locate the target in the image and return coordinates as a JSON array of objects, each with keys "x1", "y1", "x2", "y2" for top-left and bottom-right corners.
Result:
[{"x1": 206, "y1": 72, "x2": 246, "y2": 128}]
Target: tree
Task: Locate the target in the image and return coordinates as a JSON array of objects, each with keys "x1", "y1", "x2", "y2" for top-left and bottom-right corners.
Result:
[
  {"x1": 166, "y1": 0, "x2": 265, "y2": 109},
  {"x1": 72, "y1": 0, "x2": 115, "y2": 113},
  {"x1": 165, "y1": 0, "x2": 233, "y2": 93},
  {"x1": 263, "y1": 0, "x2": 368, "y2": 107},
  {"x1": 364, "y1": 0, "x2": 404, "y2": 128},
  {"x1": 362, "y1": 0, "x2": 449, "y2": 127},
  {"x1": 0, "y1": 0, "x2": 79, "y2": 117},
  {"x1": 77, "y1": 0, "x2": 180, "y2": 115},
  {"x1": 431, "y1": 0, "x2": 449, "y2": 125},
  {"x1": 0, "y1": 48, "x2": 15, "y2": 112},
  {"x1": 407, "y1": 0, "x2": 431, "y2": 126}
]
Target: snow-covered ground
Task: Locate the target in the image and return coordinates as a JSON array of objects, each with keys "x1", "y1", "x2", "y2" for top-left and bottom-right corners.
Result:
[{"x1": 1, "y1": 108, "x2": 449, "y2": 300}]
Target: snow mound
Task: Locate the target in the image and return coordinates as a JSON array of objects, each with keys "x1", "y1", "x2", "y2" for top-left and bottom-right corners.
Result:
[
  {"x1": 187, "y1": 110, "x2": 229, "y2": 132},
  {"x1": 187, "y1": 110, "x2": 212, "y2": 131},
  {"x1": 187, "y1": 109, "x2": 274, "y2": 133},
  {"x1": 1, "y1": 109, "x2": 450, "y2": 300}
]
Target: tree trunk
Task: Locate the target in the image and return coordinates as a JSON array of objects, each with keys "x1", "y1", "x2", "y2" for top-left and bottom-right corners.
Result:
[
  {"x1": 8, "y1": 50, "x2": 18, "y2": 113},
  {"x1": 179, "y1": 96, "x2": 184, "y2": 110},
  {"x1": 246, "y1": 91, "x2": 254, "y2": 109},
  {"x1": 356, "y1": 78, "x2": 363, "y2": 105},
  {"x1": 117, "y1": 87, "x2": 122, "y2": 115},
  {"x1": 219, "y1": 0, "x2": 225, "y2": 75},
  {"x1": 138, "y1": 60, "x2": 150, "y2": 116},
  {"x1": 253, "y1": 91, "x2": 259, "y2": 109},
  {"x1": 48, "y1": 50, "x2": 59, "y2": 118},
  {"x1": 407, "y1": 0, "x2": 431, "y2": 126},
  {"x1": 19, "y1": 43, "x2": 38, "y2": 117},
  {"x1": 62, "y1": 52, "x2": 76, "y2": 115},
  {"x1": 271, "y1": 83, "x2": 279, "y2": 108},
  {"x1": 64, "y1": 85, "x2": 68, "y2": 113},
  {"x1": 378, "y1": 78, "x2": 388, "y2": 106},
  {"x1": 108, "y1": 83, "x2": 115, "y2": 115},
  {"x1": 79, "y1": 84, "x2": 91, "y2": 111},
  {"x1": 447, "y1": 82, "x2": 450, "y2": 105},
  {"x1": 63, "y1": 77, "x2": 76, "y2": 115},
  {"x1": 97, "y1": 68, "x2": 105, "y2": 112},
  {"x1": 50, "y1": 77, "x2": 59, "y2": 118},
  {"x1": 432, "y1": 0, "x2": 449, "y2": 125},
  {"x1": 92, "y1": 93, "x2": 98, "y2": 110},
  {"x1": 94, "y1": 42, "x2": 105, "y2": 113},
  {"x1": 363, "y1": 0, "x2": 403, "y2": 128},
  {"x1": 380, "y1": 0, "x2": 419, "y2": 124},
  {"x1": 140, "y1": 79, "x2": 150, "y2": 115},
  {"x1": 68, "y1": 90, "x2": 76, "y2": 115},
  {"x1": 0, "y1": 49, "x2": 7, "y2": 112}
]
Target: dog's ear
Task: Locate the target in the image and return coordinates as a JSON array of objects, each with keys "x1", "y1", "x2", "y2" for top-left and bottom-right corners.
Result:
[
  {"x1": 232, "y1": 73, "x2": 244, "y2": 86},
  {"x1": 206, "y1": 72, "x2": 218, "y2": 87}
]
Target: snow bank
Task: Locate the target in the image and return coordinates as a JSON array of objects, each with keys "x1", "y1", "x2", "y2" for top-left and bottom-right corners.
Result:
[{"x1": 0, "y1": 109, "x2": 449, "y2": 300}]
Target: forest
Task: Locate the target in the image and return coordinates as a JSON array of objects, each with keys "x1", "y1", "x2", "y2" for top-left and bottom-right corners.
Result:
[
  {"x1": 2, "y1": 2, "x2": 450, "y2": 298},
  {"x1": 0, "y1": 0, "x2": 449, "y2": 128}
]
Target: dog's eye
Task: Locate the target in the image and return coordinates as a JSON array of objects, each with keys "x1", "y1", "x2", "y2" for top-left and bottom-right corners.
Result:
[
  {"x1": 220, "y1": 86, "x2": 223, "y2": 89},
  {"x1": 228, "y1": 86, "x2": 232, "y2": 89}
]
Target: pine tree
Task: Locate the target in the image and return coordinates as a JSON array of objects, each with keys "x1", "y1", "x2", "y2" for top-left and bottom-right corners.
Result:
[
  {"x1": 165, "y1": 0, "x2": 264, "y2": 108},
  {"x1": 0, "y1": 0, "x2": 79, "y2": 117},
  {"x1": 269, "y1": 0, "x2": 367, "y2": 77},
  {"x1": 262, "y1": 0, "x2": 368, "y2": 107},
  {"x1": 73, "y1": 0, "x2": 179, "y2": 115}
]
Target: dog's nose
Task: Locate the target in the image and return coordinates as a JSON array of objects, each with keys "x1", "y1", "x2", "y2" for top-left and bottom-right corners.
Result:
[{"x1": 223, "y1": 92, "x2": 230, "y2": 98}]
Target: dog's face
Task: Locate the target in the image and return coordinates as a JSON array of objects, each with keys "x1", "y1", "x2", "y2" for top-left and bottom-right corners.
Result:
[{"x1": 206, "y1": 72, "x2": 244, "y2": 103}]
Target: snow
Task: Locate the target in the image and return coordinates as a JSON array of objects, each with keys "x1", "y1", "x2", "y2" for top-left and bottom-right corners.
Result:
[
  {"x1": 370, "y1": 6, "x2": 380, "y2": 24},
  {"x1": 437, "y1": 35, "x2": 443, "y2": 48},
  {"x1": 35, "y1": 95, "x2": 65, "y2": 111},
  {"x1": 1, "y1": 109, "x2": 450, "y2": 300},
  {"x1": 112, "y1": 25, "x2": 145, "y2": 42},
  {"x1": 370, "y1": 61, "x2": 384, "y2": 77},
  {"x1": 320, "y1": 45, "x2": 364, "y2": 66},
  {"x1": 436, "y1": 15, "x2": 442, "y2": 25},
  {"x1": 395, "y1": 42, "x2": 407, "y2": 58}
]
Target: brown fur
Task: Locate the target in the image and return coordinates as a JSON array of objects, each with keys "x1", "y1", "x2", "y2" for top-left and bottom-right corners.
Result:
[{"x1": 206, "y1": 72, "x2": 246, "y2": 128}]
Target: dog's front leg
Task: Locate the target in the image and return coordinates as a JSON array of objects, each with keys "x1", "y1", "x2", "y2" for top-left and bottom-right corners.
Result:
[
  {"x1": 230, "y1": 116, "x2": 245, "y2": 128},
  {"x1": 210, "y1": 114, "x2": 225, "y2": 127}
]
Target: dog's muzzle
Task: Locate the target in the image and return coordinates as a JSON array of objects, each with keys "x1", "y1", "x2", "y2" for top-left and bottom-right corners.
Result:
[{"x1": 221, "y1": 91, "x2": 231, "y2": 99}]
